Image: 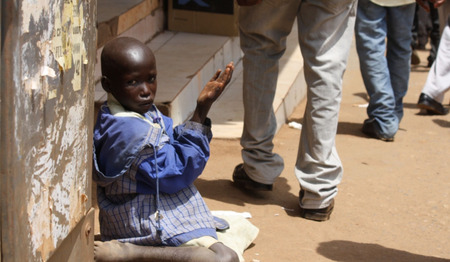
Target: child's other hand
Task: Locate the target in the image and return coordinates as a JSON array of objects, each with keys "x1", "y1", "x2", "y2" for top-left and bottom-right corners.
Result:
[{"x1": 197, "y1": 62, "x2": 234, "y2": 106}]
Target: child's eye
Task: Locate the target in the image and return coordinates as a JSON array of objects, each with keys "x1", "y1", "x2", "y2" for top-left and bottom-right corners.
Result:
[
  {"x1": 148, "y1": 76, "x2": 156, "y2": 83},
  {"x1": 127, "y1": 80, "x2": 139, "y2": 86}
]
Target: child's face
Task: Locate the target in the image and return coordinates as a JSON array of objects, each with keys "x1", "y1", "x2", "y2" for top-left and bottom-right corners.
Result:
[{"x1": 106, "y1": 46, "x2": 157, "y2": 115}]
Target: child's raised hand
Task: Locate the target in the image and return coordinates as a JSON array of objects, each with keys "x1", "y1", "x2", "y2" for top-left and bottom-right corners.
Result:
[
  {"x1": 198, "y1": 62, "x2": 234, "y2": 105},
  {"x1": 190, "y1": 62, "x2": 234, "y2": 124}
]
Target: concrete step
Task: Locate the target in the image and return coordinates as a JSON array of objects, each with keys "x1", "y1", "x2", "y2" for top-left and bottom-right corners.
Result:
[{"x1": 96, "y1": 0, "x2": 163, "y2": 48}]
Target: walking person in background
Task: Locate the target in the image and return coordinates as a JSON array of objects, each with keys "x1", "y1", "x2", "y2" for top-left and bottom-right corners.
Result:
[
  {"x1": 417, "y1": 0, "x2": 449, "y2": 115},
  {"x1": 355, "y1": 0, "x2": 416, "y2": 142},
  {"x1": 411, "y1": 2, "x2": 441, "y2": 67},
  {"x1": 232, "y1": 0, "x2": 357, "y2": 222}
]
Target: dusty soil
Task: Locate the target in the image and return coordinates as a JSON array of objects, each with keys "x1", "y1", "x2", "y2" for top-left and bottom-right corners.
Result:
[{"x1": 197, "y1": 45, "x2": 450, "y2": 261}]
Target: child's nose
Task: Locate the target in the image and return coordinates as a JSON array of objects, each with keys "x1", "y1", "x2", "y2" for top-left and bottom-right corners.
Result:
[{"x1": 140, "y1": 83, "x2": 151, "y2": 97}]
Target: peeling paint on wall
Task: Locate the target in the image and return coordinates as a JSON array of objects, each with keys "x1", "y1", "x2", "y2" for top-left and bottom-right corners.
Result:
[
  {"x1": 52, "y1": 0, "x2": 88, "y2": 89},
  {"x1": 71, "y1": 2, "x2": 86, "y2": 91},
  {"x1": 21, "y1": 0, "x2": 53, "y2": 34},
  {"x1": 6, "y1": 0, "x2": 95, "y2": 260},
  {"x1": 26, "y1": 98, "x2": 90, "y2": 259}
]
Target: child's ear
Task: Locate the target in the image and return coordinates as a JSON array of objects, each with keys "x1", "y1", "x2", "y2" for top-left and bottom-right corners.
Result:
[{"x1": 101, "y1": 76, "x2": 112, "y2": 93}]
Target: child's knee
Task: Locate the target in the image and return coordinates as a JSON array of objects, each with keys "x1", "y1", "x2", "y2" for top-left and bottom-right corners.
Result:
[
  {"x1": 209, "y1": 242, "x2": 239, "y2": 262},
  {"x1": 221, "y1": 249, "x2": 239, "y2": 262}
]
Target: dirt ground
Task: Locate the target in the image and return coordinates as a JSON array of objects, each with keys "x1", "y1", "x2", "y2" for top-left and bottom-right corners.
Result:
[{"x1": 197, "y1": 44, "x2": 450, "y2": 261}]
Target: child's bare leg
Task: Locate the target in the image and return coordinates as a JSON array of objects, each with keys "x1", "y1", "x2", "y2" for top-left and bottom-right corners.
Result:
[
  {"x1": 94, "y1": 240, "x2": 238, "y2": 262},
  {"x1": 209, "y1": 242, "x2": 240, "y2": 262},
  {"x1": 94, "y1": 240, "x2": 134, "y2": 262}
]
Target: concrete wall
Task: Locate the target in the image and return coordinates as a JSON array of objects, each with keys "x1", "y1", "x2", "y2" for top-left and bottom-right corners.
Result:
[{"x1": 1, "y1": 0, "x2": 97, "y2": 260}]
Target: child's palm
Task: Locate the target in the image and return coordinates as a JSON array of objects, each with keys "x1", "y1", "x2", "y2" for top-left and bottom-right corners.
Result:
[{"x1": 198, "y1": 62, "x2": 234, "y2": 105}]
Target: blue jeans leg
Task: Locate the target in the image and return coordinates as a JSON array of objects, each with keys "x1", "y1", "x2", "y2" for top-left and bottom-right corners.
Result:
[{"x1": 355, "y1": 0, "x2": 415, "y2": 137}]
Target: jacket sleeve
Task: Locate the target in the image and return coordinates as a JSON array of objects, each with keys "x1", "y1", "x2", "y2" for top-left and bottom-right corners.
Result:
[{"x1": 135, "y1": 119, "x2": 213, "y2": 194}]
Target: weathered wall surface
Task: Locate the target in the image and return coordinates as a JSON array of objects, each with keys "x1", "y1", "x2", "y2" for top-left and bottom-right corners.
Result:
[{"x1": 1, "y1": 0, "x2": 97, "y2": 260}]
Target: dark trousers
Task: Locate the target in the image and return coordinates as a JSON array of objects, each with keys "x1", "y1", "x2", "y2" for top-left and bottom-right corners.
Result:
[{"x1": 411, "y1": 3, "x2": 440, "y2": 65}]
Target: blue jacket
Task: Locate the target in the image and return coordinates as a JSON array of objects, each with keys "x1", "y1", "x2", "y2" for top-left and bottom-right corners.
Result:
[{"x1": 93, "y1": 103, "x2": 212, "y2": 194}]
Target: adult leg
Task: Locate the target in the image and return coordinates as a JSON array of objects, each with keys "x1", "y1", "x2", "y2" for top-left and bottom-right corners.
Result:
[
  {"x1": 386, "y1": 4, "x2": 415, "y2": 123},
  {"x1": 428, "y1": 4, "x2": 441, "y2": 67},
  {"x1": 411, "y1": 4, "x2": 419, "y2": 50},
  {"x1": 94, "y1": 241, "x2": 238, "y2": 262},
  {"x1": 416, "y1": 3, "x2": 430, "y2": 49},
  {"x1": 237, "y1": 0, "x2": 300, "y2": 185},
  {"x1": 411, "y1": 5, "x2": 421, "y2": 65},
  {"x1": 355, "y1": 0, "x2": 398, "y2": 138},
  {"x1": 418, "y1": 21, "x2": 450, "y2": 115},
  {"x1": 294, "y1": 0, "x2": 356, "y2": 213}
]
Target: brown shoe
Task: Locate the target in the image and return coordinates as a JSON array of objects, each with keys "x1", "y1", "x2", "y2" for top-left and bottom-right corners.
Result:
[
  {"x1": 232, "y1": 164, "x2": 273, "y2": 191},
  {"x1": 299, "y1": 190, "x2": 334, "y2": 222}
]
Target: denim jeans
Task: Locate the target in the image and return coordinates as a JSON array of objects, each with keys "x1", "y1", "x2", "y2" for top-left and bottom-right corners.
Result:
[
  {"x1": 355, "y1": 0, "x2": 415, "y2": 137},
  {"x1": 239, "y1": 0, "x2": 357, "y2": 208}
]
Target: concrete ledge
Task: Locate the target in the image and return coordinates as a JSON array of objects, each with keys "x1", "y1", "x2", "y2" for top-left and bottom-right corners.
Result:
[{"x1": 97, "y1": 0, "x2": 161, "y2": 48}]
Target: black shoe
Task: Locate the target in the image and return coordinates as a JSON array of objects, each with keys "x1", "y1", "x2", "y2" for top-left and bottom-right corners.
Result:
[
  {"x1": 417, "y1": 93, "x2": 449, "y2": 115},
  {"x1": 299, "y1": 190, "x2": 334, "y2": 222},
  {"x1": 232, "y1": 164, "x2": 273, "y2": 191},
  {"x1": 361, "y1": 119, "x2": 394, "y2": 142}
]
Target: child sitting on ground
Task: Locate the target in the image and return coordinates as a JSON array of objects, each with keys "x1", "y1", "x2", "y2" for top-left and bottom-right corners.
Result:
[{"x1": 93, "y1": 37, "x2": 239, "y2": 262}]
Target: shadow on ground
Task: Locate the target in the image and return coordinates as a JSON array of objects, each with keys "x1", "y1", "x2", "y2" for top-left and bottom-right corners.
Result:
[
  {"x1": 433, "y1": 119, "x2": 450, "y2": 128},
  {"x1": 195, "y1": 177, "x2": 301, "y2": 217},
  {"x1": 353, "y1": 92, "x2": 369, "y2": 102},
  {"x1": 411, "y1": 64, "x2": 434, "y2": 73},
  {"x1": 288, "y1": 116, "x2": 367, "y2": 138},
  {"x1": 317, "y1": 240, "x2": 450, "y2": 262}
]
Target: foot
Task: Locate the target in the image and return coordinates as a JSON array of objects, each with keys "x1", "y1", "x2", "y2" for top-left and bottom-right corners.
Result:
[
  {"x1": 94, "y1": 240, "x2": 131, "y2": 262},
  {"x1": 361, "y1": 119, "x2": 394, "y2": 142},
  {"x1": 298, "y1": 190, "x2": 334, "y2": 222},
  {"x1": 232, "y1": 163, "x2": 273, "y2": 191},
  {"x1": 417, "y1": 93, "x2": 449, "y2": 115}
]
